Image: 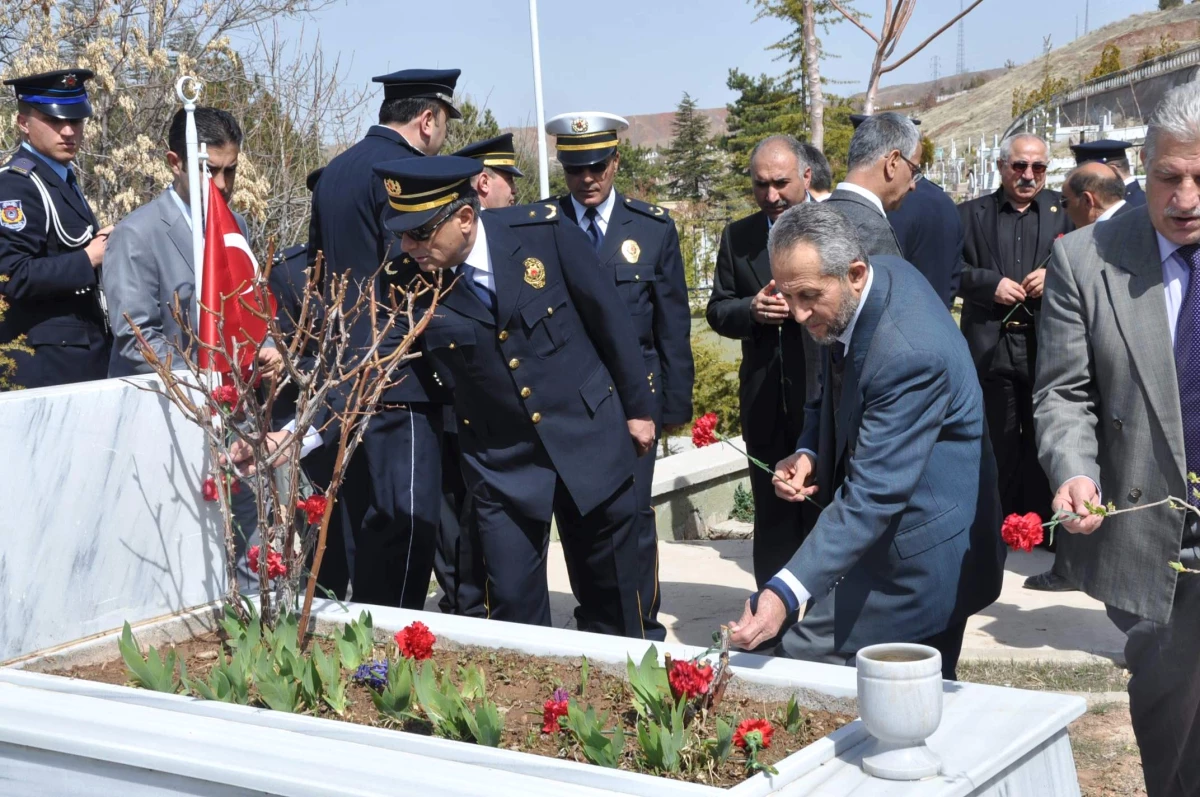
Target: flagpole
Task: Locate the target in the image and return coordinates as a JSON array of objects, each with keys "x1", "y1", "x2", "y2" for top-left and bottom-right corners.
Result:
[
  {"x1": 175, "y1": 76, "x2": 205, "y2": 318},
  {"x1": 528, "y1": 0, "x2": 550, "y2": 199}
]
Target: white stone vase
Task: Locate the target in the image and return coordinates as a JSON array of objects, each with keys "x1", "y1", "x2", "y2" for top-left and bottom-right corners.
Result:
[{"x1": 855, "y1": 642, "x2": 944, "y2": 780}]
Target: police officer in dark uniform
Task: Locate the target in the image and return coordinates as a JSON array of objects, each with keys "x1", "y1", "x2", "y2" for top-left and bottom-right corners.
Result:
[
  {"x1": 433, "y1": 134, "x2": 527, "y2": 616},
  {"x1": 543, "y1": 112, "x2": 693, "y2": 639},
  {"x1": 0, "y1": 69, "x2": 112, "y2": 389},
  {"x1": 1069, "y1": 139, "x2": 1145, "y2": 208},
  {"x1": 306, "y1": 70, "x2": 460, "y2": 609},
  {"x1": 373, "y1": 156, "x2": 661, "y2": 639}
]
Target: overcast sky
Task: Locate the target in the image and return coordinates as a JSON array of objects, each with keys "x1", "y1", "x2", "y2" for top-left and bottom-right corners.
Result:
[{"x1": 255, "y1": 0, "x2": 1159, "y2": 130}]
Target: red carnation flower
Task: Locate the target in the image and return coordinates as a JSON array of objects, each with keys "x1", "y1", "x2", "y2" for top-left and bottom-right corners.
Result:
[
  {"x1": 212, "y1": 384, "x2": 239, "y2": 408},
  {"x1": 230, "y1": 479, "x2": 242, "y2": 496},
  {"x1": 395, "y1": 621, "x2": 436, "y2": 660},
  {"x1": 247, "y1": 545, "x2": 287, "y2": 579},
  {"x1": 1001, "y1": 512, "x2": 1045, "y2": 553},
  {"x1": 202, "y1": 475, "x2": 219, "y2": 502},
  {"x1": 541, "y1": 698, "x2": 570, "y2": 733},
  {"x1": 668, "y1": 659, "x2": 714, "y2": 700},
  {"x1": 692, "y1": 412, "x2": 719, "y2": 448},
  {"x1": 733, "y1": 718, "x2": 774, "y2": 750},
  {"x1": 296, "y1": 495, "x2": 328, "y2": 525}
]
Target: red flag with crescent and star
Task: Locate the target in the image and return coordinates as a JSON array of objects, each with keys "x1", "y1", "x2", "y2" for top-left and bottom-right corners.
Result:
[{"x1": 198, "y1": 179, "x2": 275, "y2": 372}]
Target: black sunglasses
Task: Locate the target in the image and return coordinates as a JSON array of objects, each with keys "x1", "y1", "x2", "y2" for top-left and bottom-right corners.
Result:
[
  {"x1": 898, "y1": 153, "x2": 924, "y2": 183},
  {"x1": 1006, "y1": 160, "x2": 1048, "y2": 175},
  {"x1": 562, "y1": 159, "x2": 611, "y2": 177},
  {"x1": 402, "y1": 206, "x2": 457, "y2": 243}
]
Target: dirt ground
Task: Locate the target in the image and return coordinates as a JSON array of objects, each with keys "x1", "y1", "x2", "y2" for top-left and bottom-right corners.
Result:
[{"x1": 1072, "y1": 703, "x2": 1145, "y2": 797}]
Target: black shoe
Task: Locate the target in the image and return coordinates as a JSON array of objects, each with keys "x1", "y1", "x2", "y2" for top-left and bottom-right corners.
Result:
[{"x1": 1023, "y1": 570, "x2": 1076, "y2": 592}]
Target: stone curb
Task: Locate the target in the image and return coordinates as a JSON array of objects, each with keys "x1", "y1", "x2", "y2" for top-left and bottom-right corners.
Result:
[{"x1": 959, "y1": 648, "x2": 1125, "y2": 666}]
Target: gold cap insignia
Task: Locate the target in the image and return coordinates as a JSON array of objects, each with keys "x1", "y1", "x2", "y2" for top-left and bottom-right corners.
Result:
[
  {"x1": 524, "y1": 257, "x2": 546, "y2": 289},
  {"x1": 383, "y1": 178, "x2": 403, "y2": 198},
  {"x1": 571, "y1": 118, "x2": 589, "y2": 134},
  {"x1": 621, "y1": 239, "x2": 641, "y2": 263}
]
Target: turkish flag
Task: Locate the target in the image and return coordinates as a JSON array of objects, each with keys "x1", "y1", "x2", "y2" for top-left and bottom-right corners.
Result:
[{"x1": 198, "y1": 180, "x2": 275, "y2": 372}]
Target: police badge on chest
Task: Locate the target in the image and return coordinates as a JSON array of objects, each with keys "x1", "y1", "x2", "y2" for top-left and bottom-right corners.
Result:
[{"x1": 0, "y1": 200, "x2": 25, "y2": 231}]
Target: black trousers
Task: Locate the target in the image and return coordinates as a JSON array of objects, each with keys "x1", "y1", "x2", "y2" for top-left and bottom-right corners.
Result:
[
  {"x1": 340, "y1": 401, "x2": 443, "y2": 609},
  {"x1": 980, "y1": 329, "x2": 1052, "y2": 520},
  {"x1": 1107, "y1": 549, "x2": 1200, "y2": 797},
  {"x1": 433, "y1": 424, "x2": 485, "y2": 616},
  {"x1": 473, "y1": 473, "x2": 665, "y2": 640},
  {"x1": 747, "y1": 427, "x2": 815, "y2": 589}
]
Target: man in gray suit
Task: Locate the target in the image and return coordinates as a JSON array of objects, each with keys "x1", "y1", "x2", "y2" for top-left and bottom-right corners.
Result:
[
  {"x1": 728, "y1": 203, "x2": 1004, "y2": 681},
  {"x1": 104, "y1": 106, "x2": 253, "y2": 377},
  {"x1": 823, "y1": 112, "x2": 917, "y2": 257},
  {"x1": 1034, "y1": 81, "x2": 1200, "y2": 796}
]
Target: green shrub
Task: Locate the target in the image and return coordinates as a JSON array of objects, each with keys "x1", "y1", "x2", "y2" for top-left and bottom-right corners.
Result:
[{"x1": 691, "y1": 337, "x2": 741, "y2": 437}]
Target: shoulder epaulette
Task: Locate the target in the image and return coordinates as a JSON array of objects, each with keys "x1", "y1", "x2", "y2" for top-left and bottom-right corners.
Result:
[
  {"x1": 7, "y1": 157, "x2": 36, "y2": 177},
  {"x1": 622, "y1": 195, "x2": 670, "y2": 222},
  {"x1": 499, "y1": 201, "x2": 563, "y2": 226}
]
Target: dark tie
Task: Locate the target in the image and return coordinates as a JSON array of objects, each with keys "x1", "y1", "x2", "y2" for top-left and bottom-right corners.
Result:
[
  {"x1": 830, "y1": 341, "x2": 846, "y2": 411},
  {"x1": 584, "y1": 206, "x2": 604, "y2": 253},
  {"x1": 457, "y1": 263, "x2": 496, "y2": 314},
  {"x1": 1175, "y1": 244, "x2": 1200, "y2": 506},
  {"x1": 65, "y1": 168, "x2": 84, "y2": 200}
]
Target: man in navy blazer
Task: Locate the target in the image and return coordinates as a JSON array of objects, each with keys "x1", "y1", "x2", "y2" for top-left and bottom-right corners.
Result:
[
  {"x1": 374, "y1": 156, "x2": 660, "y2": 640},
  {"x1": 729, "y1": 203, "x2": 1004, "y2": 679},
  {"x1": 886, "y1": 177, "x2": 964, "y2": 309}
]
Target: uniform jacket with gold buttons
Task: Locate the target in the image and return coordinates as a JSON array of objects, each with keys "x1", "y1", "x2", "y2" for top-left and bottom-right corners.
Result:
[
  {"x1": 553, "y1": 192, "x2": 694, "y2": 426},
  {"x1": 389, "y1": 205, "x2": 656, "y2": 521}
]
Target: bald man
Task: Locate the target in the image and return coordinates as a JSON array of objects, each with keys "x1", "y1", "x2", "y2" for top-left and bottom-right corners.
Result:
[{"x1": 1060, "y1": 162, "x2": 1128, "y2": 230}]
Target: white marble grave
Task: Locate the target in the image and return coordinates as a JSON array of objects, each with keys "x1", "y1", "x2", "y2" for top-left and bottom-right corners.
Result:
[{"x1": 0, "y1": 376, "x2": 222, "y2": 662}]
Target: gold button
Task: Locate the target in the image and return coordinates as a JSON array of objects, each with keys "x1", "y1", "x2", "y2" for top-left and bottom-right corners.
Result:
[
  {"x1": 531, "y1": 412, "x2": 542, "y2": 424},
  {"x1": 449, "y1": 342, "x2": 456, "y2": 350},
  {"x1": 634, "y1": 275, "x2": 640, "y2": 281},
  {"x1": 509, "y1": 358, "x2": 520, "y2": 370},
  {"x1": 498, "y1": 330, "x2": 509, "y2": 342},
  {"x1": 608, "y1": 385, "x2": 613, "y2": 392},
  {"x1": 520, "y1": 387, "x2": 532, "y2": 398},
  {"x1": 547, "y1": 307, "x2": 554, "y2": 316},
  {"x1": 463, "y1": 418, "x2": 471, "y2": 426},
  {"x1": 650, "y1": 388, "x2": 656, "y2": 393}
]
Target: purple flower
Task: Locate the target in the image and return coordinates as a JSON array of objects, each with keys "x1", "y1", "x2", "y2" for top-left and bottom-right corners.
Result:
[
  {"x1": 552, "y1": 687, "x2": 570, "y2": 704},
  {"x1": 353, "y1": 659, "x2": 389, "y2": 690}
]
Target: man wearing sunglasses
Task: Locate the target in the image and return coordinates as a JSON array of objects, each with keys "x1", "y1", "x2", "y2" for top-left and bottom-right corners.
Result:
[
  {"x1": 541, "y1": 112, "x2": 692, "y2": 640},
  {"x1": 823, "y1": 112, "x2": 917, "y2": 258},
  {"x1": 305, "y1": 69, "x2": 462, "y2": 612},
  {"x1": 958, "y1": 133, "x2": 1071, "y2": 592},
  {"x1": 373, "y1": 155, "x2": 659, "y2": 640}
]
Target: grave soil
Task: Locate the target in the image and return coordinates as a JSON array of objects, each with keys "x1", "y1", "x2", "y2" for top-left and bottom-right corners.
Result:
[{"x1": 56, "y1": 632, "x2": 853, "y2": 788}]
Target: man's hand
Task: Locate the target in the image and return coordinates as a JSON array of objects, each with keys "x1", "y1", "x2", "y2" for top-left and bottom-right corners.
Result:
[
  {"x1": 994, "y1": 277, "x2": 1027, "y2": 306},
  {"x1": 627, "y1": 417, "x2": 656, "y2": 456},
  {"x1": 1053, "y1": 476, "x2": 1105, "y2": 535},
  {"x1": 750, "y1": 279, "x2": 790, "y2": 325},
  {"x1": 729, "y1": 589, "x2": 788, "y2": 650},
  {"x1": 221, "y1": 430, "x2": 296, "y2": 476},
  {"x1": 85, "y1": 225, "x2": 115, "y2": 268},
  {"x1": 257, "y1": 346, "x2": 285, "y2": 382},
  {"x1": 1022, "y1": 268, "x2": 1047, "y2": 299},
  {"x1": 774, "y1": 451, "x2": 817, "y2": 503}
]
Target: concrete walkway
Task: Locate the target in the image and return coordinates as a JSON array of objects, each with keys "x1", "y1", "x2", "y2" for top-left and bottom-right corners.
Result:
[{"x1": 541, "y1": 541, "x2": 1127, "y2": 664}]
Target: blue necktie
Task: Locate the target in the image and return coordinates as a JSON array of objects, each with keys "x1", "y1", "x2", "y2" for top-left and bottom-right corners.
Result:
[
  {"x1": 584, "y1": 206, "x2": 604, "y2": 253},
  {"x1": 457, "y1": 263, "x2": 496, "y2": 314},
  {"x1": 1175, "y1": 244, "x2": 1200, "y2": 506}
]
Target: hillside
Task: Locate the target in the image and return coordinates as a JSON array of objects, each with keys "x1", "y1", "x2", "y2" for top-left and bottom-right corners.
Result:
[
  {"x1": 920, "y1": 3, "x2": 1200, "y2": 145},
  {"x1": 508, "y1": 108, "x2": 728, "y2": 157},
  {"x1": 851, "y1": 68, "x2": 1008, "y2": 109}
]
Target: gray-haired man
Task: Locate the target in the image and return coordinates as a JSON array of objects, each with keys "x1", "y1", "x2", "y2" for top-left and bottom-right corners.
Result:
[
  {"x1": 823, "y1": 112, "x2": 921, "y2": 257},
  {"x1": 1035, "y1": 80, "x2": 1200, "y2": 796}
]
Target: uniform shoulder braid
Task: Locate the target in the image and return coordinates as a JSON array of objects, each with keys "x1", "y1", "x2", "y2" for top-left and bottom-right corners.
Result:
[
  {"x1": 621, "y1": 195, "x2": 670, "y2": 222},
  {"x1": 495, "y1": 201, "x2": 564, "y2": 226}
]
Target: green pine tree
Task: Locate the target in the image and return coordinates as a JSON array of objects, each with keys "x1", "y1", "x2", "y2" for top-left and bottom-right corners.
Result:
[{"x1": 663, "y1": 92, "x2": 721, "y2": 202}]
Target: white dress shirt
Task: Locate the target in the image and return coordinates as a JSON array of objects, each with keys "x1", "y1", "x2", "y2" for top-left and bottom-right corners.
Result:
[
  {"x1": 571, "y1": 189, "x2": 617, "y2": 236},
  {"x1": 462, "y1": 216, "x2": 494, "y2": 293},
  {"x1": 1158, "y1": 231, "x2": 1191, "y2": 344},
  {"x1": 1095, "y1": 200, "x2": 1126, "y2": 222},
  {"x1": 776, "y1": 266, "x2": 876, "y2": 606},
  {"x1": 834, "y1": 181, "x2": 886, "y2": 217}
]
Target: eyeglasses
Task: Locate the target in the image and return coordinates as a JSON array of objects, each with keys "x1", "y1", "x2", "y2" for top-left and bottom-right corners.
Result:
[
  {"x1": 402, "y1": 206, "x2": 456, "y2": 243},
  {"x1": 1005, "y1": 160, "x2": 1048, "y2": 175},
  {"x1": 562, "y1": 159, "x2": 611, "y2": 177},
  {"x1": 898, "y1": 153, "x2": 924, "y2": 184}
]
